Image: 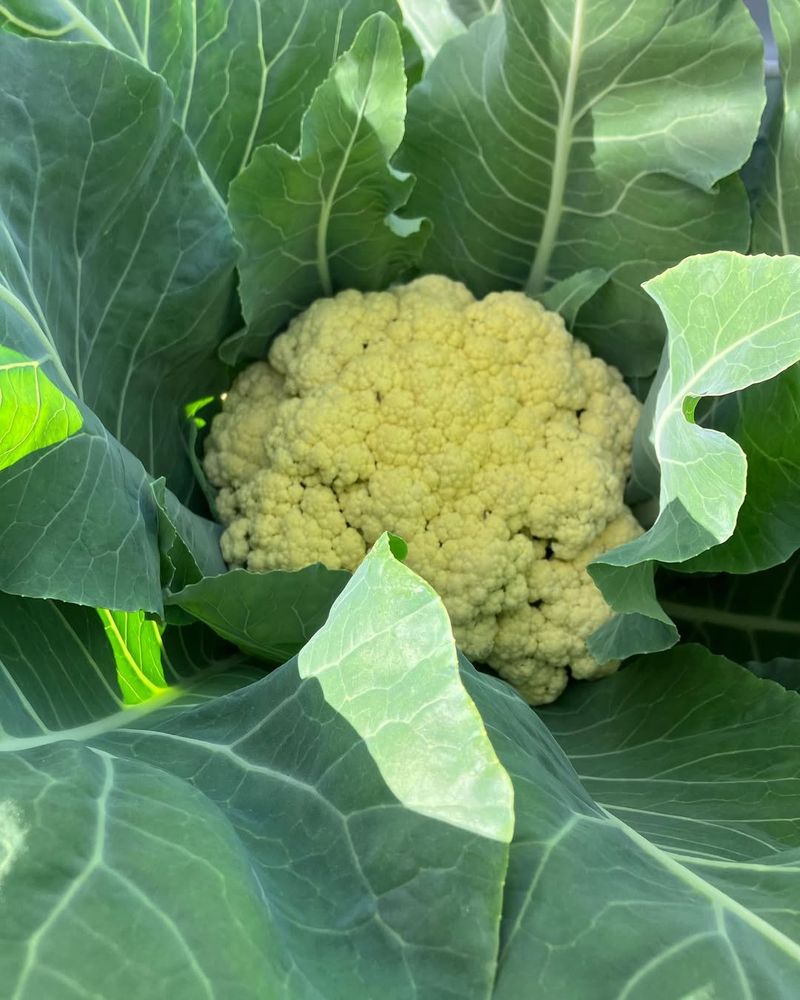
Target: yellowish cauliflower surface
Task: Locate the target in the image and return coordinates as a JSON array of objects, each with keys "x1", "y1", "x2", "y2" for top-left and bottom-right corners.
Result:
[{"x1": 204, "y1": 276, "x2": 641, "y2": 704}]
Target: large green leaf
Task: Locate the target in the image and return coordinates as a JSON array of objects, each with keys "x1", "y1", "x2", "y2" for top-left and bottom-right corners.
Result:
[
  {"x1": 398, "y1": 0, "x2": 763, "y2": 374},
  {"x1": 0, "y1": 0, "x2": 411, "y2": 195},
  {"x1": 5, "y1": 545, "x2": 800, "y2": 995},
  {"x1": 0, "y1": 535, "x2": 513, "y2": 998},
  {"x1": 464, "y1": 646, "x2": 800, "y2": 997},
  {"x1": 0, "y1": 36, "x2": 235, "y2": 609},
  {"x1": 225, "y1": 13, "x2": 428, "y2": 362},
  {"x1": 0, "y1": 346, "x2": 82, "y2": 470},
  {"x1": 752, "y1": 0, "x2": 800, "y2": 253},
  {"x1": 590, "y1": 252, "x2": 800, "y2": 661},
  {"x1": 0, "y1": 35, "x2": 234, "y2": 497}
]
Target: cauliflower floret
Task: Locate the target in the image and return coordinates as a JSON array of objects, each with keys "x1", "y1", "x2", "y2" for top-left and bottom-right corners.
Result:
[{"x1": 204, "y1": 275, "x2": 641, "y2": 704}]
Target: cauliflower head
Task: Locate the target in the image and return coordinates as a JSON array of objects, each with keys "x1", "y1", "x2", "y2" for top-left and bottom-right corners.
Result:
[{"x1": 204, "y1": 275, "x2": 641, "y2": 704}]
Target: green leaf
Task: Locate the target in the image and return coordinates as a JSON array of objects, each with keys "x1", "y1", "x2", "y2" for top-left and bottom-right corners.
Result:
[
  {"x1": 538, "y1": 267, "x2": 608, "y2": 330},
  {"x1": 0, "y1": 36, "x2": 235, "y2": 501},
  {"x1": 167, "y1": 564, "x2": 350, "y2": 662},
  {"x1": 399, "y1": 0, "x2": 764, "y2": 374},
  {"x1": 0, "y1": 535, "x2": 512, "y2": 998},
  {"x1": 681, "y1": 366, "x2": 800, "y2": 573},
  {"x1": 748, "y1": 658, "x2": 800, "y2": 692},
  {"x1": 0, "y1": 0, "x2": 412, "y2": 195},
  {"x1": 463, "y1": 646, "x2": 800, "y2": 996},
  {"x1": 226, "y1": 13, "x2": 429, "y2": 362},
  {"x1": 752, "y1": 0, "x2": 800, "y2": 253},
  {"x1": 590, "y1": 252, "x2": 800, "y2": 660},
  {"x1": 0, "y1": 346, "x2": 82, "y2": 470},
  {"x1": 151, "y1": 478, "x2": 226, "y2": 596},
  {"x1": 96, "y1": 609, "x2": 169, "y2": 705},
  {"x1": 627, "y1": 361, "x2": 800, "y2": 576},
  {"x1": 661, "y1": 554, "x2": 800, "y2": 667}
]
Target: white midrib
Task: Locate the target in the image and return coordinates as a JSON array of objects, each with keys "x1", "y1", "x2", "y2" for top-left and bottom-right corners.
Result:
[
  {"x1": 0, "y1": 688, "x2": 185, "y2": 753},
  {"x1": 526, "y1": 0, "x2": 585, "y2": 295}
]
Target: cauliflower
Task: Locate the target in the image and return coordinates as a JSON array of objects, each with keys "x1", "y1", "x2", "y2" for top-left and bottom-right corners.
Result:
[{"x1": 204, "y1": 275, "x2": 641, "y2": 704}]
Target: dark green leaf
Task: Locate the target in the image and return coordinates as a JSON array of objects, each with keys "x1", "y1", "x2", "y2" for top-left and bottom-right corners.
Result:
[
  {"x1": 748, "y1": 658, "x2": 800, "y2": 691},
  {"x1": 167, "y1": 564, "x2": 350, "y2": 662},
  {"x1": 661, "y1": 555, "x2": 800, "y2": 667},
  {"x1": 152, "y1": 478, "x2": 226, "y2": 596}
]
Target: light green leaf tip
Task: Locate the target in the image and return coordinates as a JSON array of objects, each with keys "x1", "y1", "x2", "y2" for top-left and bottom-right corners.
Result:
[
  {"x1": 0, "y1": 346, "x2": 82, "y2": 471},
  {"x1": 299, "y1": 533, "x2": 514, "y2": 842},
  {"x1": 538, "y1": 268, "x2": 608, "y2": 330},
  {"x1": 97, "y1": 609, "x2": 170, "y2": 706}
]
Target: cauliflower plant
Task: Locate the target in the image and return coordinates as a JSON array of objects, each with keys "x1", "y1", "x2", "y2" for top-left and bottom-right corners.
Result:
[{"x1": 204, "y1": 275, "x2": 641, "y2": 704}]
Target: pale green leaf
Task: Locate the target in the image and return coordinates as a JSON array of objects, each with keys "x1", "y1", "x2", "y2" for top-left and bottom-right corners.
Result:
[
  {"x1": 538, "y1": 267, "x2": 608, "y2": 330},
  {"x1": 591, "y1": 252, "x2": 800, "y2": 659},
  {"x1": 682, "y1": 366, "x2": 800, "y2": 573},
  {"x1": 627, "y1": 361, "x2": 800, "y2": 576},
  {"x1": 300, "y1": 535, "x2": 512, "y2": 842}
]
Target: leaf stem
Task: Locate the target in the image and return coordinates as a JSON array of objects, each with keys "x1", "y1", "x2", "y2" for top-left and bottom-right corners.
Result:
[{"x1": 662, "y1": 600, "x2": 800, "y2": 637}]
